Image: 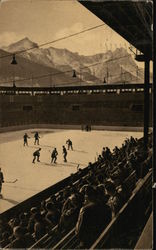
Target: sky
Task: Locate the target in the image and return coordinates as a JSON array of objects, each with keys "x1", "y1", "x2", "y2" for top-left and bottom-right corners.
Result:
[
  {"x1": 0, "y1": 0, "x2": 131, "y2": 54},
  {"x1": 0, "y1": 0, "x2": 152, "y2": 70}
]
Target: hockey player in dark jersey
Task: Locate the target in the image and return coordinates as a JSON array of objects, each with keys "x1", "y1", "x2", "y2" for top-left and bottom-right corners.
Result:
[
  {"x1": 23, "y1": 133, "x2": 30, "y2": 146},
  {"x1": 34, "y1": 132, "x2": 40, "y2": 145},
  {"x1": 32, "y1": 148, "x2": 41, "y2": 163},
  {"x1": 51, "y1": 148, "x2": 58, "y2": 164},
  {"x1": 62, "y1": 146, "x2": 67, "y2": 162},
  {"x1": 0, "y1": 168, "x2": 4, "y2": 197},
  {"x1": 66, "y1": 139, "x2": 73, "y2": 150}
]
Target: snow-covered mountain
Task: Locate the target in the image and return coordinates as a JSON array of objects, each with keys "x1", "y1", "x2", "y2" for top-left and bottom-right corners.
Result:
[
  {"x1": 4, "y1": 37, "x2": 38, "y2": 52},
  {"x1": 0, "y1": 37, "x2": 147, "y2": 87},
  {"x1": 0, "y1": 48, "x2": 85, "y2": 87}
]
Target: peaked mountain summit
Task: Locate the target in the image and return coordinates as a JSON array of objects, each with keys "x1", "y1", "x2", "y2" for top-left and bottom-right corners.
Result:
[{"x1": 6, "y1": 37, "x2": 38, "y2": 53}]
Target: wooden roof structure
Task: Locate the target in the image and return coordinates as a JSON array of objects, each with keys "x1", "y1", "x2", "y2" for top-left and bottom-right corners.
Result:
[{"x1": 79, "y1": 0, "x2": 153, "y2": 60}]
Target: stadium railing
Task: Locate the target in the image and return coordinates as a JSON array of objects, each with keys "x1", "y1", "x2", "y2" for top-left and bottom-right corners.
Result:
[
  {"x1": 0, "y1": 83, "x2": 152, "y2": 96},
  {"x1": 90, "y1": 170, "x2": 152, "y2": 249}
]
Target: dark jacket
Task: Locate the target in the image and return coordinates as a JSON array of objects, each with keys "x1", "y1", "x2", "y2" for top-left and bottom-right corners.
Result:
[
  {"x1": 0, "y1": 171, "x2": 4, "y2": 184},
  {"x1": 75, "y1": 201, "x2": 112, "y2": 247},
  {"x1": 33, "y1": 150, "x2": 40, "y2": 157}
]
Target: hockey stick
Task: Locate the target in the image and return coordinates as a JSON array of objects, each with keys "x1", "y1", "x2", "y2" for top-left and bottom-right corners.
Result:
[{"x1": 5, "y1": 179, "x2": 18, "y2": 183}]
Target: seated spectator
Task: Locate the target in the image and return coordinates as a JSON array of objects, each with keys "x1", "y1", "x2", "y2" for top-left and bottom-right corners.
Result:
[
  {"x1": 0, "y1": 232, "x2": 10, "y2": 248},
  {"x1": 105, "y1": 147, "x2": 112, "y2": 161},
  {"x1": 96, "y1": 174, "x2": 105, "y2": 185},
  {"x1": 102, "y1": 147, "x2": 106, "y2": 158},
  {"x1": 105, "y1": 182, "x2": 123, "y2": 217},
  {"x1": 49, "y1": 194, "x2": 57, "y2": 203},
  {"x1": 8, "y1": 226, "x2": 35, "y2": 248},
  {"x1": 40, "y1": 200, "x2": 47, "y2": 217},
  {"x1": 59, "y1": 194, "x2": 82, "y2": 231},
  {"x1": 33, "y1": 213, "x2": 47, "y2": 240},
  {"x1": 8, "y1": 217, "x2": 20, "y2": 230},
  {"x1": 96, "y1": 184, "x2": 111, "y2": 209},
  {"x1": 27, "y1": 207, "x2": 39, "y2": 234},
  {"x1": 19, "y1": 212, "x2": 28, "y2": 229},
  {"x1": 97, "y1": 154, "x2": 103, "y2": 163},
  {"x1": 56, "y1": 191, "x2": 65, "y2": 211},
  {"x1": 75, "y1": 185, "x2": 111, "y2": 248},
  {"x1": 45, "y1": 202, "x2": 60, "y2": 227}
]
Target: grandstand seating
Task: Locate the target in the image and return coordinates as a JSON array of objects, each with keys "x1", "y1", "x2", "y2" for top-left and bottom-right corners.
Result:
[
  {"x1": 0, "y1": 134, "x2": 152, "y2": 249},
  {"x1": 0, "y1": 84, "x2": 152, "y2": 128}
]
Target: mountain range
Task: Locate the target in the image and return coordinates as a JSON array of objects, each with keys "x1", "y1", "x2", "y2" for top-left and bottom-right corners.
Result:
[{"x1": 0, "y1": 37, "x2": 146, "y2": 87}]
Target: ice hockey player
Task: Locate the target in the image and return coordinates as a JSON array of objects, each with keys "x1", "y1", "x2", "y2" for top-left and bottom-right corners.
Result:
[
  {"x1": 34, "y1": 132, "x2": 40, "y2": 145},
  {"x1": 62, "y1": 146, "x2": 67, "y2": 162},
  {"x1": 51, "y1": 148, "x2": 58, "y2": 164},
  {"x1": 32, "y1": 148, "x2": 41, "y2": 164},
  {"x1": 0, "y1": 168, "x2": 4, "y2": 197},
  {"x1": 66, "y1": 139, "x2": 73, "y2": 150},
  {"x1": 23, "y1": 133, "x2": 30, "y2": 146}
]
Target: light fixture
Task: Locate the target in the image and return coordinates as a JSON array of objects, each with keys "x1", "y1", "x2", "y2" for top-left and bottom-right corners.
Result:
[
  {"x1": 72, "y1": 69, "x2": 76, "y2": 77},
  {"x1": 103, "y1": 77, "x2": 106, "y2": 83},
  {"x1": 11, "y1": 54, "x2": 17, "y2": 65}
]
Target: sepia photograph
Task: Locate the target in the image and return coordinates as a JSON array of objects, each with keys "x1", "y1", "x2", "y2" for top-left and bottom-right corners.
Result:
[{"x1": 0, "y1": 0, "x2": 153, "y2": 249}]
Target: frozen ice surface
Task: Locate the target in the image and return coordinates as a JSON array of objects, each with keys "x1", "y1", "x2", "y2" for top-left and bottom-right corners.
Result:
[{"x1": 0, "y1": 128, "x2": 143, "y2": 213}]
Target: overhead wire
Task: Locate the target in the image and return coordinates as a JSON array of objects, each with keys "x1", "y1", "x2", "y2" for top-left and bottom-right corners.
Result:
[
  {"x1": 0, "y1": 23, "x2": 106, "y2": 59},
  {"x1": 0, "y1": 18, "x2": 141, "y2": 85},
  {"x1": 0, "y1": 53, "x2": 136, "y2": 85}
]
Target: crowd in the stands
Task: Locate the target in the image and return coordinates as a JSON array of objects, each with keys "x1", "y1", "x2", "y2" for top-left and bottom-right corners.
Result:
[{"x1": 0, "y1": 134, "x2": 152, "y2": 248}]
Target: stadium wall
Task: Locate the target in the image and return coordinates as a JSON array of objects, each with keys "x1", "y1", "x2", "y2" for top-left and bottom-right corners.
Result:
[{"x1": 0, "y1": 92, "x2": 152, "y2": 128}]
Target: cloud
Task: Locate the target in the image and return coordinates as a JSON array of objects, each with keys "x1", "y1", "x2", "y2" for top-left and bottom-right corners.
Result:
[
  {"x1": 54, "y1": 22, "x2": 84, "y2": 39},
  {"x1": 0, "y1": 32, "x2": 24, "y2": 47},
  {"x1": 53, "y1": 22, "x2": 130, "y2": 55}
]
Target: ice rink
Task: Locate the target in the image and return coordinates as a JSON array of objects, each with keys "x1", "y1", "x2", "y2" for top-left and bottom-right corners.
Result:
[{"x1": 0, "y1": 128, "x2": 143, "y2": 213}]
